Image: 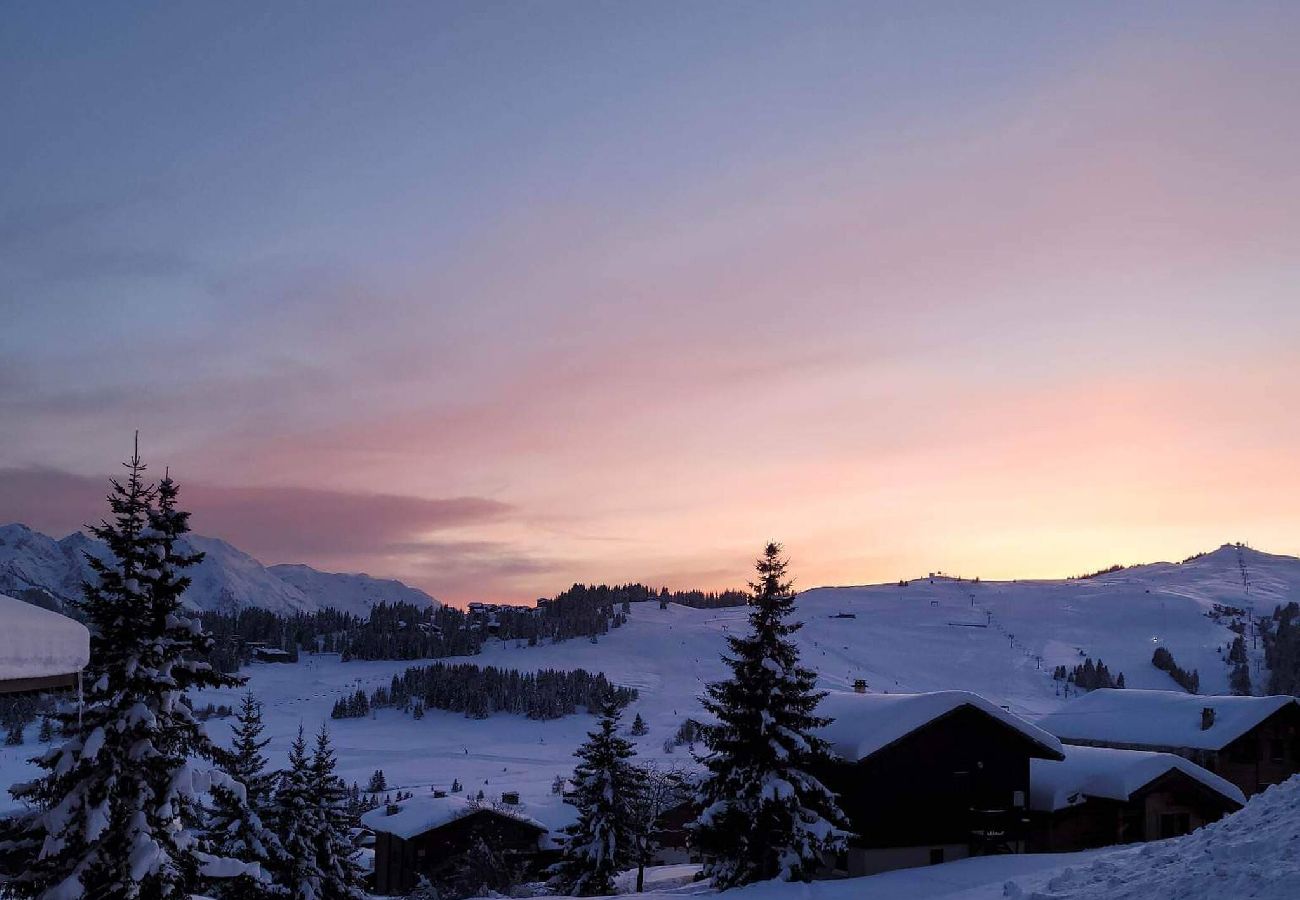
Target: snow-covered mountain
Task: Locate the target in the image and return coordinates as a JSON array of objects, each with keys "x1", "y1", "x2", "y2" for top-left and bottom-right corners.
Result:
[
  {"x1": 269, "y1": 563, "x2": 435, "y2": 612},
  {"x1": 0, "y1": 522, "x2": 437, "y2": 616}
]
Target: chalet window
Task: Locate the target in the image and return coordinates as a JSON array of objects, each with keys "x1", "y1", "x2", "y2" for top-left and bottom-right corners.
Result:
[
  {"x1": 1012, "y1": 790, "x2": 1025, "y2": 808},
  {"x1": 1270, "y1": 739, "x2": 1285, "y2": 762},
  {"x1": 1159, "y1": 813, "x2": 1191, "y2": 839},
  {"x1": 929, "y1": 848, "x2": 945, "y2": 865}
]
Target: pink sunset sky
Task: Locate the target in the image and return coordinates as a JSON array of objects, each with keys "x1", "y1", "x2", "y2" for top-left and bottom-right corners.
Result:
[{"x1": 2, "y1": 3, "x2": 1298, "y2": 605}]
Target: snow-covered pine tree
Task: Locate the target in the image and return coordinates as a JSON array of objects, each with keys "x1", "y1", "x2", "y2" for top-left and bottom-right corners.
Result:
[
  {"x1": 1, "y1": 446, "x2": 246, "y2": 900},
  {"x1": 691, "y1": 542, "x2": 848, "y2": 888},
  {"x1": 308, "y1": 726, "x2": 364, "y2": 900},
  {"x1": 551, "y1": 697, "x2": 643, "y2": 896},
  {"x1": 439, "y1": 836, "x2": 515, "y2": 899},
  {"x1": 205, "y1": 694, "x2": 281, "y2": 900},
  {"x1": 269, "y1": 728, "x2": 324, "y2": 900}
]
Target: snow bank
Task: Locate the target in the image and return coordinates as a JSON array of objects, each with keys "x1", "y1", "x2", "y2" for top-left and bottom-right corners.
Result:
[
  {"x1": 1036, "y1": 689, "x2": 1296, "y2": 751},
  {"x1": 1005, "y1": 773, "x2": 1300, "y2": 900},
  {"x1": 0, "y1": 593, "x2": 90, "y2": 681},
  {"x1": 816, "y1": 690, "x2": 1064, "y2": 762},
  {"x1": 1030, "y1": 744, "x2": 1244, "y2": 812}
]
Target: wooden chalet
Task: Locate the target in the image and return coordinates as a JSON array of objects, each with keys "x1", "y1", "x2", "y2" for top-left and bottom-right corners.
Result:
[
  {"x1": 815, "y1": 691, "x2": 1065, "y2": 877},
  {"x1": 1036, "y1": 689, "x2": 1300, "y2": 797},
  {"x1": 1028, "y1": 744, "x2": 1244, "y2": 852},
  {"x1": 361, "y1": 794, "x2": 565, "y2": 895},
  {"x1": 0, "y1": 594, "x2": 89, "y2": 695}
]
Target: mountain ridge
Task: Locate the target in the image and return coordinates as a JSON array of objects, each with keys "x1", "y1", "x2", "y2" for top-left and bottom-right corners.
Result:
[{"x1": 0, "y1": 522, "x2": 438, "y2": 616}]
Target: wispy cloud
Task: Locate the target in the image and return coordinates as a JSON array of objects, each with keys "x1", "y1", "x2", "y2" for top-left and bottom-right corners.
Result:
[{"x1": 0, "y1": 465, "x2": 510, "y2": 565}]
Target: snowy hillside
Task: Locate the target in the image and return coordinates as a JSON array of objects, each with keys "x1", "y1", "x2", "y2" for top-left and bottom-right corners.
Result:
[
  {"x1": 2, "y1": 542, "x2": 1295, "y2": 832},
  {"x1": 0, "y1": 523, "x2": 437, "y2": 616},
  {"x1": 4, "y1": 543, "x2": 1257, "y2": 826}
]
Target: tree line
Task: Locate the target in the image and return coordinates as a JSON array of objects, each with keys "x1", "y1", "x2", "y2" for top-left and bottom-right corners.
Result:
[
  {"x1": 1262, "y1": 602, "x2": 1300, "y2": 695},
  {"x1": 1052, "y1": 657, "x2": 1125, "y2": 691},
  {"x1": 199, "y1": 582, "x2": 747, "y2": 671},
  {"x1": 1152, "y1": 646, "x2": 1201, "y2": 693},
  {"x1": 330, "y1": 662, "x2": 636, "y2": 721}
]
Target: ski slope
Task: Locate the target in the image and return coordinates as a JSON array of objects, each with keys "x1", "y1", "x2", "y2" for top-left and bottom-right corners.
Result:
[{"x1": 1, "y1": 544, "x2": 1293, "y2": 821}]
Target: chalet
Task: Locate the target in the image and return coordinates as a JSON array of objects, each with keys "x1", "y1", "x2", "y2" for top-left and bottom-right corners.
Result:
[
  {"x1": 1028, "y1": 745, "x2": 1244, "y2": 852},
  {"x1": 1036, "y1": 689, "x2": 1300, "y2": 797},
  {"x1": 361, "y1": 794, "x2": 570, "y2": 895},
  {"x1": 815, "y1": 691, "x2": 1065, "y2": 877},
  {"x1": 0, "y1": 594, "x2": 90, "y2": 695}
]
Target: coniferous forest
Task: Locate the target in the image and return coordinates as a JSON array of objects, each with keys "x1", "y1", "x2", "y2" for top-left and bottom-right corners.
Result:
[
  {"x1": 201, "y1": 583, "x2": 747, "y2": 673},
  {"x1": 331, "y1": 662, "x2": 636, "y2": 721}
]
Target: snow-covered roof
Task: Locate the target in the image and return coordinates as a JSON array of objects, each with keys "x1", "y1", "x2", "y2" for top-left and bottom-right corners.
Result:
[
  {"x1": 1030, "y1": 744, "x2": 1246, "y2": 812},
  {"x1": 0, "y1": 593, "x2": 90, "y2": 682},
  {"x1": 816, "y1": 690, "x2": 1064, "y2": 762},
  {"x1": 360, "y1": 794, "x2": 550, "y2": 840},
  {"x1": 1036, "y1": 689, "x2": 1298, "y2": 752}
]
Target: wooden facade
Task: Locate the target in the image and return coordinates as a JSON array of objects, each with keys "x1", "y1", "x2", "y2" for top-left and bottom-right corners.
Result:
[
  {"x1": 370, "y1": 808, "x2": 548, "y2": 895},
  {"x1": 1030, "y1": 768, "x2": 1242, "y2": 852},
  {"x1": 1064, "y1": 703, "x2": 1300, "y2": 798},
  {"x1": 821, "y1": 704, "x2": 1060, "y2": 877}
]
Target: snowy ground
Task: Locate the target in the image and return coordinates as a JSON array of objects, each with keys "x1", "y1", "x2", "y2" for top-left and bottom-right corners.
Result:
[{"x1": 2, "y1": 544, "x2": 1289, "y2": 819}]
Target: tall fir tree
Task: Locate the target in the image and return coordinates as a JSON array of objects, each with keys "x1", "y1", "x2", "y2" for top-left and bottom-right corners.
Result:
[
  {"x1": 551, "y1": 697, "x2": 643, "y2": 896},
  {"x1": 308, "y1": 726, "x2": 364, "y2": 900},
  {"x1": 205, "y1": 694, "x2": 282, "y2": 900},
  {"x1": 269, "y1": 728, "x2": 324, "y2": 900},
  {"x1": 1, "y1": 444, "x2": 246, "y2": 900},
  {"x1": 691, "y1": 542, "x2": 848, "y2": 888}
]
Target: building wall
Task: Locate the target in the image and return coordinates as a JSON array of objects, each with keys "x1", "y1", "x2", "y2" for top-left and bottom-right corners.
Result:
[
  {"x1": 1213, "y1": 707, "x2": 1300, "y2": 796},
  {"x1": 1059, "y1": 705, "x2": 1300, "y2": 799},
  {"x1": 1029, "y1": 771, "x2": 1240, "y2": 853},
  {"x1": 823, "y1": 705, "x2": 1045, "y2": 865},
  {"x1": 846, "y1": 844, "x2": 970, "y2": 877},
  {"x1": 370, "y1": 811, "x2": 545, "y2": 895}
]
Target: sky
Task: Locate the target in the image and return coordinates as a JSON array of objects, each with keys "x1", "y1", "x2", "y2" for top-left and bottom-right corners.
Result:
[{"x1": 2, "y1": 2, "x2": 1298, "y2": 605}]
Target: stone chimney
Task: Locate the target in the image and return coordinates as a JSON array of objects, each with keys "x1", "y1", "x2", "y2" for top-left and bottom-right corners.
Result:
[{"x1": 1201, "y1": 707, "x2": 1216, "y2": 730}]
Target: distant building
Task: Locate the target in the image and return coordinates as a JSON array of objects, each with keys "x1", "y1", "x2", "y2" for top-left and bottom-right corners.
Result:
[
  {"x1": 1036, "y1": 689, "x2": 1300, "y2": 797},
  {"x1": 361, "y1": 794, "x2": 568, "y2": 895},
  {"x1": 815, "y1": 691, "x2": 1065, "y2": 877},
  {"x1": 1028, "y1": 744, "x2": 1244, "y2": 852},
  {"x1": 0, "y1": 593, "x2": 90, "y2": 694}
]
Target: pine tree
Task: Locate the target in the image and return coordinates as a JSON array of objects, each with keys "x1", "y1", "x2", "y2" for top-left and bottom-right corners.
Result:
[
  {"x1": 439, "y1": 836, "x2": 515, "y2": 899},
  {"x1": 309, "y1": 726, "x2": 365, "y2": 900},
  {"x1": 206, "y1": 694, "x2": 281, "y2": 900},
  {"x1": 367, "y1": 769, "x2": 388, "y2": 793},
  {"x1": 691, "y1": 542, "x2": 848, "y2": 888},
  {"x1": 270, "y1": 728, "x2": 324, "y2": 900},
  {"x1": 630, "y1": 713, "x2": 649, "y2": 736},
  {"x1": 1, "y1": 446, "x2": 244, "y2": 900},
  {"x1": 551, "y1": 698, "x2": 643, "y2": 896}
]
